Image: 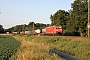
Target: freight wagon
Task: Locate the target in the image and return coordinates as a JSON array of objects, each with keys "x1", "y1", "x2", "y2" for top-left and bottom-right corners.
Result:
[
  {"x1": 19, "y1": 29, "x2": 40, "y2": 35},
  {"x1": 25, "y1": 31, "x2": 32, "y2": 34},
  {"x1": 42, "y1": 26, "x2": 62, "y2": 35},
  {"x1": 12, "y1": 32, "x2": 19, "y2": 34},
  {"x1": 20, "y1": 31, "x2": 25, "y2": 35}
]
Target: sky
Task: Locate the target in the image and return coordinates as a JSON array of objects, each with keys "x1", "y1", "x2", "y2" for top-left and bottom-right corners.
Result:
[{"x1": 0, "y1": 0, "x2": 74, "y2": 29}]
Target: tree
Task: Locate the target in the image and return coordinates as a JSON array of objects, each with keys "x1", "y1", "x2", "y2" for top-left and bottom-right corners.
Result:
[
  {"x1": 70, "y1": 0, "x2": 88, "y2": 36},
  {"x1": 21, "y1": 24, "x2": 27, "y2": 31},
  {"x1": 50, "y1": 0, "x2": 88, "y2": 36},
  {"x1": 50, "y1": 10, "x2": 70, "y2": 34},
  {"x1": 28, "y1": 22, "x2": 35, "y2": 30},
  {"x1": 0, "y1": 25, "x2": 4, "y2": 33}
]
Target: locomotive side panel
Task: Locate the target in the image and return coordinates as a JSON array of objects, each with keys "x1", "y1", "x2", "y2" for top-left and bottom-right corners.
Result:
[{"x1": 45, "y1": 26, "x2": 56, "y2": 34}]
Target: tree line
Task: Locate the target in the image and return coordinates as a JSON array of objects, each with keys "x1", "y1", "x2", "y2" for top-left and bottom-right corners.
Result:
[
  {"x1": 5, "y1": 22, "x2": 50, "y2": 33},
  {"x1": 0, "y1": 0, "x2": 88, "y2": 36},
  {"x1": 0, "y1": 22, "x2": 50, "y2": 33},
  {"x1": 50, "y1": 0, "x2": 88, "y2": 36}
]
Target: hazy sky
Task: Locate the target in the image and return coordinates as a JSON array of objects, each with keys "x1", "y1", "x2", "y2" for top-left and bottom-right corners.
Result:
[{"x1": 0, "y1": 0, "x2": 74, "y2": 29}]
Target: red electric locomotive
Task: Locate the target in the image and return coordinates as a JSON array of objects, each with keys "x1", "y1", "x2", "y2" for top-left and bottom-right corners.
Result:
[{"x1": 42, "y1": 25, "x2": 62, "y2": 35}]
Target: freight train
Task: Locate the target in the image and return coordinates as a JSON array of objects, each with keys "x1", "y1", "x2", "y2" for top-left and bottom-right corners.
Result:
[
  {"x1": 11, "y1": 25, "x2": 62, "y2": 36},
  {"x1": 12, "y1": 29, "x2": 40, "y2": 35},
  {"x1": 42, "y1": 25, "x2": 62, "y2": 35}
]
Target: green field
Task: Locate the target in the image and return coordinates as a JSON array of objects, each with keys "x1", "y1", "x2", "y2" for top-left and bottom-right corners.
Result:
[
  {"x1": 0, "y1": 35, "x2": 21, "y2": 60},
  {"x1": 0, "y1": 35, "x2": 90, "y2": 60},
  {"x1": 14, "y1": 35, "x2": 90, "y2": 60}
]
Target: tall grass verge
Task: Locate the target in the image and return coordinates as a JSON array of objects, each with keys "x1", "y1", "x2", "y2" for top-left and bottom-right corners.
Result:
[
  {"x1": 10, "y1": 35, "x2": 62, "y2": 60},
  {"x1": 10, "y1": 35, "x2": 90, "y2": 60}
]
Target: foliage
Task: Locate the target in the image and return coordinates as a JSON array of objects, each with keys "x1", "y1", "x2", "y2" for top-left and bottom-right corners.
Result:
[
  {"x1": 11, "y1": 35, "x2": 62, "y2": 60},
  {"x1": 70, "y1": 0, "x2": 88, "y2": 36},
  {"x1": 50, "y1": 0, "x2": 88, "y2": 36},
  {"x1": 7, "y1": 22, "x2": 50, "y2": 33},
  {"x1": 1, "y1": 0, "x2": 88, "y2": 36},
  {"x1": 0, "y1": 35, "x2": 21, "y2": 60},
  {"x1": 50, "y1": 10, "x2": 69, "y2": 31},
  {"x1": 15, "y1": 35, "x2": 90, "y2": 60},
  {"x1": 0, "y1": 25, "x2": 4, "y2": 33}
]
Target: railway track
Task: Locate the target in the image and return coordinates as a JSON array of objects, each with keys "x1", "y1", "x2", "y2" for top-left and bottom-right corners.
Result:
[{"x1": 61, "y1": 36, "x2": 90, "y2": 40}]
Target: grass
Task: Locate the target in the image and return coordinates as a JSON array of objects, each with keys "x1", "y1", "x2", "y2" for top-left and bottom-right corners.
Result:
[
  {"x1": 10, "y1": 35, "x2": 90, "y2": 60},
  {"x1": 11, "y1": 35, "x2": 62, "y2": 60}
]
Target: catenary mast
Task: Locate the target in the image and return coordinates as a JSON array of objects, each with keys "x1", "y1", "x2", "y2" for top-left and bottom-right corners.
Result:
[{"x1": 88, "y1": 0, "x2": 90, "y2": 38}]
